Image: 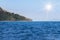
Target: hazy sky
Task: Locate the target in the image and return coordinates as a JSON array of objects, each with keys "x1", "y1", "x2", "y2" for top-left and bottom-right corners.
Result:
[{"x1": 0, "y1": 0, "x2": 60, "y2": 21}]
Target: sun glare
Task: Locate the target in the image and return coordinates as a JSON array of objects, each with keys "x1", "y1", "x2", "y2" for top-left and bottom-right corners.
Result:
[{"x1": 45, "y1": 4, "x2": 52, "y2": 11}]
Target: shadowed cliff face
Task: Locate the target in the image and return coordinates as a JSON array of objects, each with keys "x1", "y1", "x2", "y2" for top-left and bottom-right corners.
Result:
[{"x1": 0, "y1": 7, "x2": 32, "y2": 21}]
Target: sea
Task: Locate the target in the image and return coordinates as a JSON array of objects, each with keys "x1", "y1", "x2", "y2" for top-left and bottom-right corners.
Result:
[{"x1": 0, "y1": 21, "x2": 60, "y2": 40}]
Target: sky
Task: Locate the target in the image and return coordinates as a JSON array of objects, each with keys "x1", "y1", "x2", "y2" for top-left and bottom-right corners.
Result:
[{"x1": 0, "y1": 0, "x2": 60, "y2": 21}]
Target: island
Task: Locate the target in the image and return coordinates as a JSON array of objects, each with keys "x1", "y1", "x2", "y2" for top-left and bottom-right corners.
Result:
[{"x1": 0, "y1": 7, "x2": 32, "y2": 21}]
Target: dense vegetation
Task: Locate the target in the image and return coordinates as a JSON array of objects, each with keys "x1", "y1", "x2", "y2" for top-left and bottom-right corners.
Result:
[{"x1": 0, "y1": 7, "x2": 32, "y2": 21}]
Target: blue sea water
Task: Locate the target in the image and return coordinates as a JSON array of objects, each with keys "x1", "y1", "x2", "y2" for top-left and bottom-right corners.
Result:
[{"x1": 0, "y1": 21, "x2": 60, "y2": 40}]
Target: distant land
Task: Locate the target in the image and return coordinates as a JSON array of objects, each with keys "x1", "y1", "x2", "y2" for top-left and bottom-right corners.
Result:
[{"x1": 0, "y1": 7, "x2": 32, "y2": 21}]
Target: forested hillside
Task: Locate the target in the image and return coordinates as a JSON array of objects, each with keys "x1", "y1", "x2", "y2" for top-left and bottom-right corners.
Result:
[{"x1": 0, "y1": 7, "x2": 32, "y2": 21}]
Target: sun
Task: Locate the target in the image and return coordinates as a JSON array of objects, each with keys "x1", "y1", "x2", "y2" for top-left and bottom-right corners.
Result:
[{"x1": 45, "y1": 4, "x2": 52, "y2": 11}]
